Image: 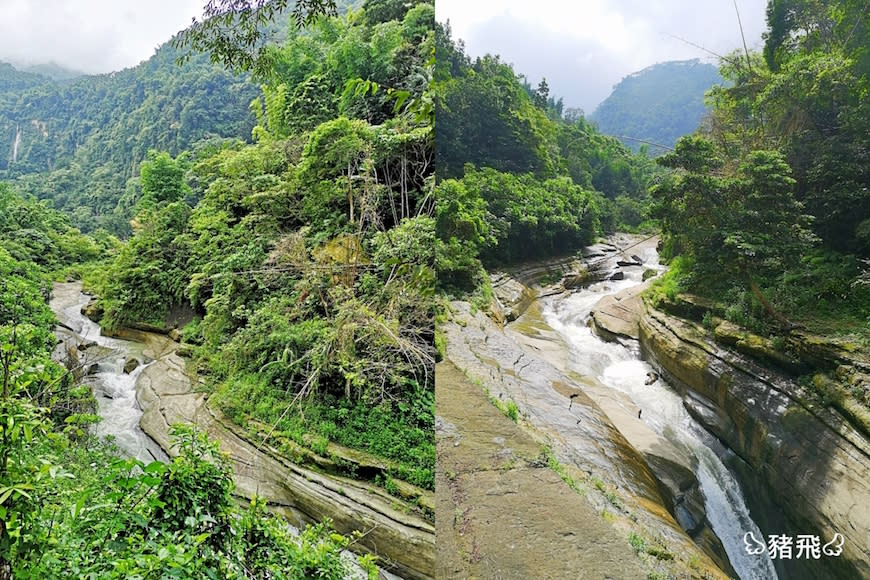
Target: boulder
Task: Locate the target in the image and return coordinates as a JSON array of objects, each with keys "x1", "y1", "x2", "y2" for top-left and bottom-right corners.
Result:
[
  {"x1": 123, "y1": 357, "x2": 140, "y2": 374},
  {"x1": 168, "y1": 328, "x2": 183, "y2": 342},
  {"x1": 81, "y1": 299, "x2": 104, "y2": 323},
  {"x1": 490, "y1": 274, "x2": 536, "y2": 322},
  {"x1": 589, "y1": 281, "x2": 651, "y2": 341},
  {"x1": 609, "y1": 271, "x2": 625, "y2": 281},
  {"x1": 78, "y1": 340, "x2": 97, "y2": 350},
  {"x1": 562, "y1": 269, "x2": 591, "y2": 289}
]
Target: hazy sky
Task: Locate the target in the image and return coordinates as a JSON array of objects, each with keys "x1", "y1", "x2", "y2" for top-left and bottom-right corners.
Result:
[
  {"x1": 0, "y1": 0, "x2": 204, "y2": 74},
  {"x1": 437, "y1": 0, "x2": 768, "y2": 113}
]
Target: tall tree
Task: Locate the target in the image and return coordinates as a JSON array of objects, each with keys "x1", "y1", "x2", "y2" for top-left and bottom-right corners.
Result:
[
  {"x1": 652, "y1": 136, "x2": 816, "y2": 323},
  {"x1": 174, "y1": 0, "x2": 339, "y2": 76}
]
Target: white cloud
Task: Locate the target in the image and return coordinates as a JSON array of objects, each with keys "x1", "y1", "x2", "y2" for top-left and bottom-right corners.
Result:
[
  {"x1": 438, "y1": 0, "x2": 768, "y2": 112},
  {"x1": 0, "y1": 0, "x2": 204, "y2": 73}
]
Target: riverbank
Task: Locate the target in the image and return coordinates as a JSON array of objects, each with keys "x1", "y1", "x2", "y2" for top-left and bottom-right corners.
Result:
[
  {"x1": 595, "y1": 292, "x2": 870, "y2": 580},
  {"x1": 51, "y1": 282, "x2": 434, "y2": 580},
  {"x1": 437, "y1": 235, "x2": 729, "y2": 579}
]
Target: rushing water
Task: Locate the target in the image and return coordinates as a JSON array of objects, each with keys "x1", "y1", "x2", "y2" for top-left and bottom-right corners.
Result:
[
  {"x1": 539, "y1": 245, "x2": 778, "y2": 580},
  {"x1": 51, "y1": 284, "x2": 402, "y2": 580},
  {"x1": 51, "y1": 284, "x2": 168, "y2": 464}
]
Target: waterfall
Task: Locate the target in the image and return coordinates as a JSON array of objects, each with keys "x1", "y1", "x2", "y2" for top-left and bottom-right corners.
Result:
[
  {"x1": 11, "y1": 124, "x2": 20, "y2": 163},
  {"x1": 540, "y1": 246, "x2": 778, "y2": 580}
]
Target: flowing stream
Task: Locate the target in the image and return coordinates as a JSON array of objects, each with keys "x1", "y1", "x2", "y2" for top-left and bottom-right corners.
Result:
[
  {"x1": 51, "y1": 283, "x2": 168, "y2": 464},
  {"x1": 538, "y1": 246, "x2": 778, "y2": 580},
  {"x1": 51, "y1": 284, "x2": 404, "y2": 580}
]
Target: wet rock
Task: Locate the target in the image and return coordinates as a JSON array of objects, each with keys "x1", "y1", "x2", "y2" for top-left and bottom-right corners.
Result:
[
  {"x1": 168, "y1": 328, "x2": 182, "y2": 342},
  {"x1": 562, "y1": 269, "x2": 592, "y2": 289},
  {"x1": 609, "y1": 271, "x2": 625, "y2": 281},
  {"x1": 617, "y1": 260, "x2": 643, "y2": 267},
  {"x1": 713, "y1": 320, "x2": 804, "y2": 373},
  {"x1": 123, "y1": 357, "x2": 140, "y2": 374},
  {"x1": 590, "y1": 281, "x2": 651, "y2": 341},
  {"x1": 640, "y1": 304, "x2": 870, "y2": 579},
  {"x1": 81, "y1": 299, "x2": 103, "y2": 323},
  {"x1": 176, "y1": 344, "x2": 194, "y2": 358}
]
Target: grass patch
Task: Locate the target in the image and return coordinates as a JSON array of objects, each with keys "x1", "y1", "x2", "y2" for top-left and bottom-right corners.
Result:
[
  {"x1": 491, "y1": 398, "x2": 519, "y2": 422},
  {"x1": 646, "y1": 255, "x2": 691, "y2": 307},
  {"x1": 211, "y1": 373, "x2": 434, "y2": 490},
  {"x1": 540, "y1": 445, "x2": 583, "y2": 495},
  {"x1": 628, "y1": 532, "x2": 646, "y2": 553},
  {"x1": 628, "y1": 532, "x2": 675, "y2": 561}
]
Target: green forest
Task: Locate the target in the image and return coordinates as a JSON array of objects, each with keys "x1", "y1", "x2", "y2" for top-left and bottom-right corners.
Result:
[
  {"x1": 0, "y1": 0, "x2": 434, "y2": 577},
  {"x1": 590, "y1": 59, "x2": 722, "y2": 153},
  {"x1": 433, "y1": 22, "x2": 662, "y2": 295},
  {"x1": 0, "y1": 48, "x2": 260, "y2": 236},
  {"x1": 435, "y1": 0, "x2": 870, "y2": 368},
  {"x1": 651, "y1": 0, "x2": 870, "y2": 341},
  {"x1": 2, "y1": 0, "x2": 869, "y2": 577}
]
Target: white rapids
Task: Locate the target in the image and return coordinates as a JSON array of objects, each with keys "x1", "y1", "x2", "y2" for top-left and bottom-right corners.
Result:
[{"x1": 540, "y1": 244, "x2": 778, "y2": 580}]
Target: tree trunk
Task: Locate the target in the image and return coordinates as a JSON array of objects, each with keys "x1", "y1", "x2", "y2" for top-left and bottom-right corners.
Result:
[{"x1": 743, "y1": 267, "x2": 793, "y2": 328}]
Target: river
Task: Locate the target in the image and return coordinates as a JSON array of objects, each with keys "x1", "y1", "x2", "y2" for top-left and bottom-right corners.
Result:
[
  {"x1": 50, "y1": 282, "x2": 417, "y2": 580},
  {"x1": 51, "y1": 282, "x2": 168, "y2": 463},
  {"x1": 537, "y1": 242, "x2": 778, "y2": 579}
]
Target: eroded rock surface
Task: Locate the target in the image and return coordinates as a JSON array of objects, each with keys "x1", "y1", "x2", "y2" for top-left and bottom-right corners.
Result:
[
  {"x1": 134, "y1": 332, "x2": 435, "y2": 579},
  {"x1": 441, "y1": 300, "x2": 728, "y2": 579},
  {"x1": 436, "y1": 361, "x2": 651, "y2": 579},
  {"x1": 636, "y1": 304, "x2": 870, "y2": 579}
]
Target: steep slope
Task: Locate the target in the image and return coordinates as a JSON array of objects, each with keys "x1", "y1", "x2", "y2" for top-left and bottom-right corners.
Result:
[
  {"x1": 0, "y1": 47, "x2": 259, "y2": 234},
  {"x1": 590, "y1": 60, "x2": 722, "y2": 153}
]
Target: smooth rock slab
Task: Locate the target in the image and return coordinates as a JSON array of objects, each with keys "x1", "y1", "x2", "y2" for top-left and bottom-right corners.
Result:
[{"x1": 135, "y1": 331, "x2": 435, "y2": 580}]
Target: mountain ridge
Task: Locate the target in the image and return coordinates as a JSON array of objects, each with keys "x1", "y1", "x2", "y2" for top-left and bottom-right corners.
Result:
[{"x1": 590, "y1": 59, "x2": 722, "y2": 153}]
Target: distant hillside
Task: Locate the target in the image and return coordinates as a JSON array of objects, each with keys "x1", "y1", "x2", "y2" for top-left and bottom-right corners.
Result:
[
  {"x1": 0, "y1": 62, "x2": 50, "y2": 93},
  {"x1": 590, "y1": 59, "x2": 722, "y2": 154},
  {"x1": 0, "y1": 45, "x2": 260, "y2": 234},
  {"x1": 20, "y1": 62, "x2": 85, "y2": 81}
]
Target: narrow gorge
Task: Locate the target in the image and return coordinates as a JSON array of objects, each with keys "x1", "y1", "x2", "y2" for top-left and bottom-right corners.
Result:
[
  {"x1": 51, "y1": 282, "x2": 435, "y2": 580},
  {"x1": 438, "y1": 235, "x2": 869, "y2": 579}
]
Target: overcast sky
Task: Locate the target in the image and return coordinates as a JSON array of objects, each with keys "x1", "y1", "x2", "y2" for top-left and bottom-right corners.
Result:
[
  {"x1": 0, "y1": 0, "x2": 204, "y2": 74},
  {"x1": 437, "y1": 0, "x2": 768, "y2": 114}
]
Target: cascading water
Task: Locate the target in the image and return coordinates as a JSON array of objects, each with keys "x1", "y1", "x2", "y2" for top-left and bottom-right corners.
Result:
[
  {"x1": 51, "y1": 283, "x2": 167, "y2": 464},
  {"x1": 540, "y1": 245, "x2": 778, "y2": 580},
  {"x1": 11, "y1": 124, "x2": 20, "y2": 164}
]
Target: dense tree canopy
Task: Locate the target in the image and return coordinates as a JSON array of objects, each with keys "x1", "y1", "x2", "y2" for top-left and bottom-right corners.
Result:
[
  {"x1": 653, "y1": 0, "x2": 870, "y2": 335},
  {"x1": 94, "y1": 3, "x2": 436, "y2": 493},
  {"x1": 434, "y1": 24, "x2": 661, "y2": 293},
  {"x1": 0, "y1": 46, "x2": 261, "y2": 236}
]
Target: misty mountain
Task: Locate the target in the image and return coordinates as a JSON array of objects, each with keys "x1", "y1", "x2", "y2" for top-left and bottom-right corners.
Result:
[
  {"x1": 0, "y1": 43, "x2": 259, "y2": 234},
  {"x1": 0, "y1": 62, "x2": 51, "y2": 93},
  {"x1": 589, "y1": 59, "x2": 722, "y2": 154},
  {"x1": 20, "y1": 61, "x2": 86, "y2": 81}
]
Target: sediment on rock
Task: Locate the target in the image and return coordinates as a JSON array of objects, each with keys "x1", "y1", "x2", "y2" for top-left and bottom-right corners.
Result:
[{"x1": 443, "y1": 299, "x2": 729, "y2": 579}]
